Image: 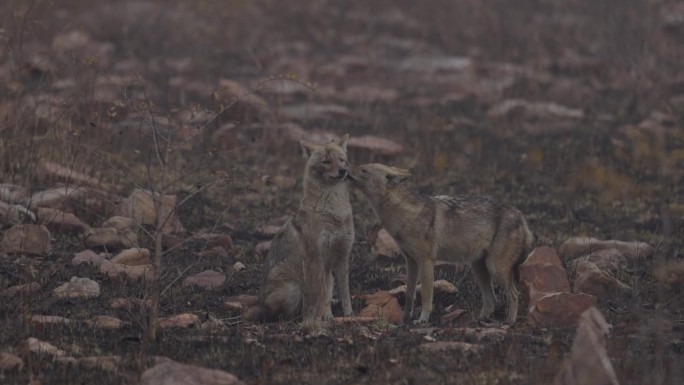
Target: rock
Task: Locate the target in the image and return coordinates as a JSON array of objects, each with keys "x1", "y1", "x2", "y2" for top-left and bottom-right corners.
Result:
[
  {"x1": 0, "y1": 201, "x2": 35, "y2": 223},
  {"x1": 37, "y1": 207, "x2": 90, "y2": 233},
  {"x1": 99, "y1": 260, "x2": 153, "y2": 281},
  {"x1": 453, "y1": 327, "x2": 508, "y2": 343},
  {"x1": 53, "y1": 277, "x2": 100, "y2": 299},
  {"x1": 73, "y1": 355, "x2": 122, "y2": 372},
  {"x1": 232, "y1": 262, "x2": 246, "y2": 272},
  {"x1": 72, "y1": 249, "x2": 105, "y2": 266},
  {"x1": 519, "y1": 247, "x2": 571, "y2": 305},
  {"x1": 528, "y1": 292, "x2": 596, "y2": 328},
  {"x1": 347, "y1": 135, "x2": 404, "y2": 156},
  {"x1": 140, "y1": 361, "x2": 244, "y2": 385},
  {"x1": 554, "y1": 307, "x2": 619, "y2": 385},
  {"x1": 28, "y1": 186, "x2": 85, "y2": 210},
  {"x1": 158, "y1": 313, "x2": 201, "y2": 329},
  {"x1": 26, "y1": 337, "x2": 67, "y2": 357},
  {"x1": 0, "y1": 352, "x2": 24, "y2": 371},
  {"x1": 652, "y1": 260, "x2": 684, "y2": 285},
  {"x1": 389, "y1": 279, "x2": 457, "y2": 296},
  {"x1": 1, "y1": 224, "x2": 51, "y2": 256},
  {"x1": 86, "y1": 316, "x2": 127, "y2": 330},
  {"x1": 36, "y1": 161, "x2": 102, "y2": 189},
  {"x1": 358, "y1": 291, "x2": 403, "y2": 324},
  {"x1": 199, "y1": 246, "x2": 229, "y2": 258},
  {"x1": 111, "y1": 248, "x2": 150, "y2": 266},
  {"x1": 102, "y1": 216, "x2": 136, "y2": 230},
  {"x1": 111, "y1": 297, "x2": 151, "y2": 310},
  {"x1": 223, "y1": 295, "x2": 258, "y2": 311},
  {"x1": 333, "y1": 316, "x2": 378, "y2": 324},
  {"x1": 419, "y1": 341, "x2": 482, "y2": 354},
  {"x1": 0, "y1": 183, "x2": 29, "y2": 203},
  {"x1": 84, "y1": 226, "x2": 139, "y2": 249},
  {"x1": 440, "y1": 308, "x2": 475, "y2": 326},
  {"x1": 29, "y1": 315, "x2": 74, "y2": 326},
  {"x1": 487, "y1": 99, "x2": 584, "y2": 120},
  {"x1": 1, "y1": 282, "x2": 40, "y2": 297},
  {"x1": 29, "y1": 186, "x2": 115, "y2": 214},
  {"x1": 559, "y1": 237, "x2": 654, "y2": 260},
  {"x1": 570, "y1": 249, "x2": 627, "y2": 275},
  {"x1": 254, "y1": 240, "x2": 271, "y2": 254},
  {"x1": 115, "y1": 188, "x2": 185, "y2": 234},
  {"x1": 373, "y1": 228, "x2": 402, "y2": 260},
  {"x1": 182, "y1": 270, "x2": 226, "y2": 290},
  {"x1": 573, "y1": 261, "x2": 631, "y2": 299},
  {"x1": 191, "y1": 233, "x2": 234, "y2": 251},
  {"x1": 279, "y1": 104, "x2": 351, "y2": 122}
]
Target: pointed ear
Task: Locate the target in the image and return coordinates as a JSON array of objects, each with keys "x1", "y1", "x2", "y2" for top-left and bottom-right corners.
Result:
[
  {"x1": 300, "y1": 140, "x2": 317, "y2": 159},
  {"x1": 386, "y1": 168, "x2": 411, "y2": 185},
  {"x1": 337, "y1": 133, "x2": 349, "y2": 152}
]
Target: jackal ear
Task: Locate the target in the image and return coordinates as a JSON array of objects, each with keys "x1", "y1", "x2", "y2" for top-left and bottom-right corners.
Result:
[
  {"x1": 337, "y1": 133, "x2": 349, "y2": 152},
  {"x1": 386, "y1": 168, "x2": 411, "y2": 185},
  {"x1": 300, "y1": 140, "x2": 318, "y2": 159}
]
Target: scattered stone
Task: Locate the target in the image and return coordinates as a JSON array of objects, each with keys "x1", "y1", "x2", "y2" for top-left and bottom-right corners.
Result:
[
  {"x1": 358, "y1": 291, "x2": 403, "y2": 324},
  {"x1": 441, "y1": 308, "x2": 475, "y2": 326},
  {"x1": 53, "y1": 277, "x2": 100, "y2": 299},
  {"x1": 26, "y1": 337, "x2": 67, "y2": 357},
  {"x1": 199, "y1": 246, "x2": 229, "y2": 258},
  {"x1": 158, "y1": 313, "x2": 201, "y2": 329},
  {"x1": 0, "y1": 201, "x2": 35, "y2": 223},
  {"x1": 73, "y1": 355, "x2": 122, "y2": 372},
  {"x1": 347, "y1": 135, "x2": 404, "y2": 156},
  {"x1": 115, "y1": 188, "x2": 185, "y2": 234},
  {"x1": 1, "y1": 282, "x2": 40, "y2": 297},
  {"x1": 528, "y1": 292, "x2": 596, "y2": 328},
  {"x1": 1, "y1": 224, "x2": 51, "y2": 256},
  {"x1": 420, "y1": 341, "x2": 482, "y2": 354},
  {"x1": 140, "y1": 361, "x2": 244, "y2": 385},
  {"x1": 340, "y1": 85, "x2": 399, "y2": 104},
  {"x1": 0, "y1": 352, "x2": 24, "y2": 372},
  {"x1": 182, "y1": 270, "x2": 226, "y2": 290},
  {"x1": 389, "y1": 279, "x2": 457, "y2": 296},
  {"x1": 86, "y1": 316, "x2": 127, "y2": 330},
  {"x1": 72, "y1": 249, "x2": 105, "y2": 266},
  {"x1": 652, "y1": 260, "x2": 684, "y2": 285},
  {"x1": 102, "y1": 216, "x2": 136, "y2": 230},
  {"x1": 254, "y1": 240, "x2": 271, "y2": 254},
  {"x1": 573, "y1": 261, "x2": 631, "y2": 299},
  {"x1": 487, "y1": 99, "x2": 583, "y2": 121},
  {"x1": 0, "y1": 183, "x2": 29, "y2": 203},
  {"x1": 37, "y1": 207, "x2": 90, "y2": 233},
  {"x1": 29, "y1": 315, "x2": 74, "y2": 326},
  {"x1": 111, "y1": 297, "x2": 151, "y2": 310},
  {"x1": 519, "y1": 247, "x2": 571, "y2": 305},
  {"x1": 373, "y1": 228, "x2": 402, "y2": 260},
  {"x1": 559, "y1": 237, "x2": 654, "y2": 260},
  {"x1": 191, "y1": 233, "x2": 234, "y2": 251},
  {"x1": 28, "y1": 186, "x2": 86, "y2": 210},
  {"x1": 279, "y1": 104, "x2": 351, "y2": 122},
  {"x1": 36, "y1": 161, "x2": 101, "y2": 189},
  {"x1": 111, "y1": 247, "x2": 150, "y2": 266},
  {"x1": 100, "y1": 260, "x2": 153, "y2": 281},
  {"x1": 332, "y1": 316, "x2": 378, "y2": 324},
  {"x1": 570, "y1": 249, "x2": 627, "y2": 275},
  {"x1": 451, "y1": 327, "x2": 508, "y2": 343},
  {"x1": 232, "y1": 262, "x2": 246, "y2": 272},
  {"x1": 554, "y1": 307, "x2": 619, "y2": 385},
  {"x1": 84, "y1": 226, "x2": 139, "y2": 249},
  {"x1": 223, "y1": 295, "x2": 258, "y2": 311}
]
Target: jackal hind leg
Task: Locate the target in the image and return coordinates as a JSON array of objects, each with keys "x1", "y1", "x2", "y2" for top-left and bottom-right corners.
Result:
[
  {"x1": 472, "y1": 257, "x2": 496, "y2": 320},
  {"x1": 333, "y1": 252, "x2": 353, "y2": 317},
  {"x1": 416, "y1": 258, "x2": 435, "y2": 324},
  {"x1": 404, "y1": 256, "x2": 419, "y2": 323},
  {"x1": 488, "y1": 250, "x2": 520, "y2": 324}
]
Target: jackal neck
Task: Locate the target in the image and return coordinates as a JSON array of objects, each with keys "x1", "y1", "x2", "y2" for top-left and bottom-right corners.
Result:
[
  {"x1": 374, "y1": 186, "x2": 428, "y2": 227},
  {"x1": 301, "y1": 178, "x2": 351, "y2": 213}
]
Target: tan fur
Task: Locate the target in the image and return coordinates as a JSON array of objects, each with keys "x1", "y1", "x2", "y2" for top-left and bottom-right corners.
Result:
[
  {"x1": 350, "y1": 163, "x2": 534, "y2": 324},
  {"x1": 243, "y1": 135, "x2": 354, "y2": 326}
]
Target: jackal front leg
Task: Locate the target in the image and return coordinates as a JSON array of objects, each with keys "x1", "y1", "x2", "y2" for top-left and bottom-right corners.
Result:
[
  {"x1": 403, "y1": 256, "x2": 419, "y2": 323},
  {"x1": 416, "y1": 258, "x2": 435, "y2": 324}
]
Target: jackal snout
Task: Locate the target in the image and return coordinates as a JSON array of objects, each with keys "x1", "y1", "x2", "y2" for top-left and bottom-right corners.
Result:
[{"x1": 301, "y1": 135, "x2": 350, "y2": 182}]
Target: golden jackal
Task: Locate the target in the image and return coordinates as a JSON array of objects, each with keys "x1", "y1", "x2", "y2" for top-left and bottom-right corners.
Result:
[
  {"x1": 243, "y1": 135, "x2": 354, "y2": 325},
  {"x1": 349, "y1": 163, "x2": 534, "y2": 324}
]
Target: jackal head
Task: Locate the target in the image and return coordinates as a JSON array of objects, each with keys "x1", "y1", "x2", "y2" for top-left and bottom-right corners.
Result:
[
  {"x1": 300, "y1": 134, "x2": 350, "y2": 184},
  {"x1": 349, "y1": 163, "x2": 411, "y2": 198}
]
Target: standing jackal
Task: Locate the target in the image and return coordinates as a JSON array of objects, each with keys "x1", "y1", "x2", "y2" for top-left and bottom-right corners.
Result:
[
  {"x1": 243, "y1": 135, "x2": 354, "y2": 325},
  {"x1": 349, "y1": 163, "x2": 534, "y2": 324}
]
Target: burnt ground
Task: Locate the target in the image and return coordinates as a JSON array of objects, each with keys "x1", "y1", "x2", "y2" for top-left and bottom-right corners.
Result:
[{"x1": 1, "y1": 0, "x2": 684, "y2": 384}]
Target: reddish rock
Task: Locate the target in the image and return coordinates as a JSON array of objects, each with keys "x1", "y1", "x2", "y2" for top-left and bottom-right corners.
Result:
[
  {"x1": 573, "y1": 261, "x2": 631, "y2": 299},
  {"x1": 528, "y1": 292, "x2": 596, "y2": 328},
  {"x1": 358, "y1": 291, "x2": 403, "y2": 324},
  {"x1": 440, "y1": 308, "x2": 475, "y2": 327},
  {"x1": 182, "y1": 270, "x2": 226, "y2": 290},
  {"x1": 111, "y1": 248, "x2": 150, "y2": 266},
  {"x1": 554, "y1": 307, "x2": 619, "y2": 385},
  {"x1": 559, "y1": 237, "x2": 654, "y2": 260},
  {"x1": 84, "y1": 226, "x2": 139, "y2": 249},
  {"x1": 1, "y1": 282, "x2": 40, "y2": 297},
  {"x1": 115, "y1": 188, "x2": 185, "y2": 234},
  {"x1": 158, "y1": 313, "x2": 201, "y2": 329},
  {"x1": 570, "y1": 249, "x2": 626, "y2": 275},
  {"x1": 1, "y1": 224, "x2": 51, "y2": 256},
  {"x1": 37, "y1": 207, "x2": 90, "y2": 233},
  {"x1": 223, "y1": 295, "x2": 259, "y2": 311},
  {"x1": 254, "y1": 240, "x2": 271, "y2": 254},
  {"x1": 191, "y1": 233, "x2": 234, "y2": 251},
  {"x1": 99, "y1": 260, "x2": 153, "y2": 281},
  {"x1": 36, "y1": 161, "x2": 102, "y2": 189},
  {"x1": 53, "y1": 277, "x2": 100, "y2": 299},
  {"x1": 519, "y1": 247, "x2": 571, "y2": 305},
  {"x1": 140, "y1": 360, "x2": 244, "y2": 385},
  {"x1": 72, "y1": 249, "x2": 105, "y2": 266},
  {"x1": 86, "y1": 316, "x2": 127, "y2": 330},
  {"x1": 0, "y1": 352, "x2": 24, "y2": 372}
]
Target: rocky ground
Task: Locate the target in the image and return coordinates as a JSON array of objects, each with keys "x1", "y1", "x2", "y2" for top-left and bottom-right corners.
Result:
[{"x1": 1, "y1": 0, "x2": 684, "y2": 384}]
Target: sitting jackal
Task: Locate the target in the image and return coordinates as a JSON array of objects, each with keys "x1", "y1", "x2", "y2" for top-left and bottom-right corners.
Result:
[
  {"x1": 349, "y1": 163, "x2": 534, "y2": 324},
  {"x1": 243, "y1": 135, "x2": 354, "y2": 325}
]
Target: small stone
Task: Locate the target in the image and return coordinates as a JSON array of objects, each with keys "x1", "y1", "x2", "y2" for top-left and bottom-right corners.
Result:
[
  {"x1": 86, "y1": 316, "x2": 126, "y2": 330},
  {"x1": 26, "y1": 337, "x2": 67, "y2": 357},
  {"x1": 559, "y1": 237, "x2": 654, "y2": 260},
  {"x1": 0, "y1": 352, "x2": 24, "y2": 371},
  {"x1": 111, "y1": 247, "x2": 150, "y2": 266},
  {"x1": 0, "y1": 201, "x2": 35, "y2": 223},
  {"x1": 29, "y1": 315, "x2": 73, "y2": 326},
  {"x1": 102, "y1": 216, "x2": 135, "y2": 230},
  {"x1": 72, "y1": 249, "x2": 105, "y2": 266},
  {"x1": 222, "y1": 295, "x2": 258, "y2": 311},
  {"x1": 191, "y1": 233, "x2": 234, "y2": 251},
  {"x1": 84, "y1": 226, "x2": 139, "y2": 249},
  {"x1": 254, "y1": 241, "x2": 271, "y2": 254},
  {"x1": 110, "y1": 297, "x2": 151, "y2": 310},
  {"x1": 573, "y1": 261, "x2": 631, "y2": 299},
  {"x1": 115, "y1": 189, "x2": 185, "y2": 234},
  {"x1": 232, "y1": 262, "x2": 246, "y2": 272},
  {"x1": 652, "y1": 259, "x2": 684, "y2": 285},
  {"x1": 389, "y1": 279, "x2": 457, "y2": 296},
  {"x1": 420, "y1": 341, "x2": 482, "y2": 353},
  {"x1": 570, "y1": 249, "x2": 626, "y2": 275},
  {"x1": 182, "y1": 270, "x2": 226, "y2": 290},
  {"x1": 440, "y1": 308, "x2": 475, "y2": 326},
  {"x1": 1, "y1": 224, "x2": 51, "y2": 256},
  {"x1": 158, "y1": 313, "x2": 201, "y2": 329},
  {"x1": 1, "y1": 282, "x2": 40, "y2": 297},
  {"x1": 140, "y1": 361, "x2": 244, "y2": 385},
  {"x1": 36, "y1": 207, "x2": 90, "y2": 233},
  {"x1": 53, "y1": 277, "x2": 100, "y2": 299},
  {"x1": 99, "y1": 260, "x2": 153, "y2": 281},
  {"x1": 358, "y1": 291, "x2": 403, "y2": 324},
  {"x1": 528, "y1": 292, "x2": 596, "y2": 328},
  {"x1": 74, "y1": 355, "x2": 122, "y2": 372},
  {"x1": 0, "y1": 184, "x2": 29, "y2": 203}
]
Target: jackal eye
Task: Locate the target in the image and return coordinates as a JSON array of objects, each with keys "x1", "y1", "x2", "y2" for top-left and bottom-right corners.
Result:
[
  {"x1": 322, "y1": 159, "x2": 332, "y2": 165},
  {"x1": 361, "y1": 169, "x2": 369, "y2": 174}
]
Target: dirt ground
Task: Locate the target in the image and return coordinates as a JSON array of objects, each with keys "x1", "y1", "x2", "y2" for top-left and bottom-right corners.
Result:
[{"x1": 1, "y1": 0, "x2": 683, "y2": 384}]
